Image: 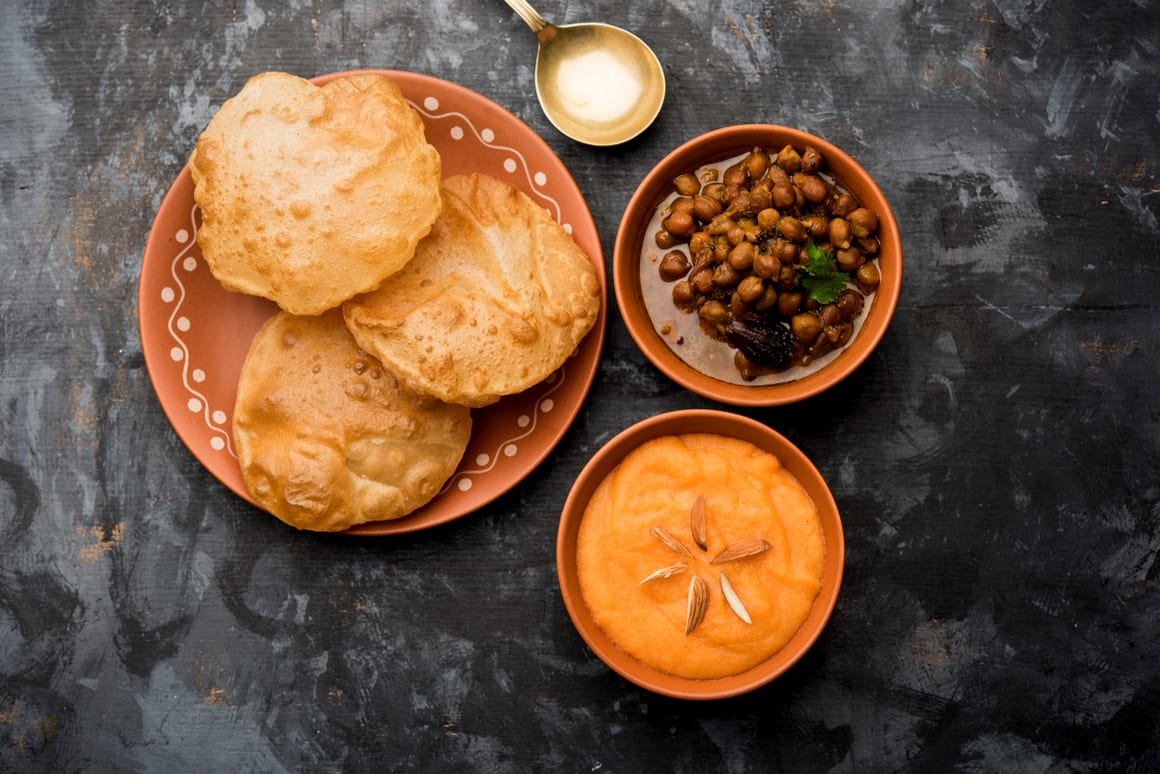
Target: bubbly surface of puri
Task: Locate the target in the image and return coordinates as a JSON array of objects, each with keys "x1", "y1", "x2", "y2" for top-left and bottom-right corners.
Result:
[
  {"x1": 232, "y1": 310, "x2": 472, "y2": 532},
  {"x1": 188, "y1": 71, "x2": 442, "y2": 316},
  {"x1": 576, "y1": 433, "x2": 825, "y2": 680},
  {"x1": 342, "y1": 172, "x2": 601, "y2": 408}
]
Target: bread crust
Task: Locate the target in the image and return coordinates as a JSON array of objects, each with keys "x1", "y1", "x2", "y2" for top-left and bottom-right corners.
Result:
[
  {"x1": 232, "y1": 310, "x2": 472, "y2": 531},
  {"x1": 342, "y1": 173, "x2": 601, "y2": 407},
  {"x1": 189, "y1": 71, "x2": 441, "y2": 315}
]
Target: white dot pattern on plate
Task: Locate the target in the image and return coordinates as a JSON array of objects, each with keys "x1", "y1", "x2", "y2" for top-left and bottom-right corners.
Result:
[
  {"x1": 158, "y1": 202, "x2": 237, "y2": 458},
  {"x1": 457, "y1": 479, "x2": 473, "y2": 492},
  {"x1": 541, "y1": 399, "x2": 555, "y2": 413},
  {"x1": 503, "y1": 158, "x2": 517, "y2": 173},
  {"x1": 450, "y1": 126, "x2": 464, "y2": 140},
  {"x1": 475, "y1": 453, "x2": 490, "y2": 466},
  {"x1": 534, "y1": 172, "x2": 547, "y2": 186},
  {"x1": 424, "y1": 96, "x2": 439, "y2": 110},
  {"x1": 504, "y1": 444, "x2": 518, "y2": 458}
]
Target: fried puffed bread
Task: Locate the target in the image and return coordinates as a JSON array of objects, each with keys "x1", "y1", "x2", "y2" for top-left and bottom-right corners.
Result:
[
  {"x1": 342, "y1": 173, "x2": 601, "y2": 407},
  {"x1": 232, "y1": 310, "x2": 472, "y2": 531},
  {"x1": 189, "y1": 71, "x2": 441, "y2": 315}
]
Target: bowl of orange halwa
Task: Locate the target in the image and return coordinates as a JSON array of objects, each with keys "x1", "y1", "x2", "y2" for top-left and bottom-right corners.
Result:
[{"x1": 556, "y1": 409, "x2": 844, "y2": 699}]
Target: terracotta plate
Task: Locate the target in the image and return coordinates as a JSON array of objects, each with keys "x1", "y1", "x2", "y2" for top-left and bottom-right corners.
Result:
[{"x1": 138, "y1": 70, "x2": 607, "y2": 535}]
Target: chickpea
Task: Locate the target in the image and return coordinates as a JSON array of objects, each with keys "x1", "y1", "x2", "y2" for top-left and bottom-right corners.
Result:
[
  {"x1": 726, "y1": 224, "x2": 747, "y2": 246},
  {"x1": 835, "y1": 246, "x2": 864, "y2": 272},
  {"x1": 713, "y1": 239, "x2": 730, "y2": 262},
  {"x1": 723, "y1": 163, "x2": 748, "y2": 188},
  {"x1": 791, "y1": 312, "x2": 823, "y2": 342},
  {"x1": 818, "y1": 303, "x2": 842, "y2": 326},
  {"x1": 801, "y1": 145, "x2": 823, "y2": 174},
  {"x1": 730, "y1": 189, "x2": 753, "y2": 216},
  {"x1": 699, "y1": 300, "x2": 729, "y2": 324},
  {"x1": 856, "y1": 235, "x2": 880, "y2": 255},
  {"x1": 662, "y1": 210, "x2": 695, "y2": 239},
  {"x1": 654, "y1": 230, "x2": 677, "y2": 249},
  {"x1": 776, "y1": 145, "x2": 801, "y2": 174},
  {"x1": 730, "y1": 293, "x2": 749, "y2": 319},
  {"x1": 855, "y1": 262, "x2": 881, "y2": 291},
  {"x1": 756, "y1": 207, "x2": 780, "y2": 231},
  {"x1": 672, "y1": 279, "x2": 695, "y2": 308},
  {"x1": 737, "y1": 274, "x2": 765, "y2": 303},
  {"x1": 847, "y1": 207, "x2": 879, "y2": 237},
  {"x1": 752, "y1": 251, "x2": 780, "y2": 279},
  {"x1": 703, "y1": 183, "x2": 726, "y2": 203},
  {"x1": 804, "y1": 215, "x2": 828, "y2": 240},
  {"x1": 830, "y1": 193, "x2": 857, "y2": 218},
  {"x1": 748, "y1": 187, "x2": 773, "y2": 213},
  {"x1": 694, "y1": 195, "x2": 722, "y2": 222},
  {"x1": 689, "y1": 231, "x2": 712, "y2": 256},
  {"x1": 713, "y1": 262, "x2": 741, "y2": 288},
  {"x1": 772, "y1": 181, "x2": 796, "y2": 210},
  {"x1": 707, "y1": 213, "x2": 733, "y2": 235},
  {"x1": 754, "y1": 284, "x2": 779, "y2": 312},
  {"x1": 774, "y1": 239, "x2": 799, "y2": 264},
  {"x1": 744, "y1": 147, "x2": 770, "y2": 179},
  {"x1": 671, "y1": 197, "x2": 695, "y2": 215},
  {"x1": 795, "y1": 174, "x2": 828, "y2": 204},
  {"x1": 728, "y1": 241, "x2": 756, "y2": 271},
  {"x1": 658, "y1": 250, "x2": 691, "y2": 281},
  {"x1": 691, "y1": 267, "x2": 715, "y2": 294},
  {"x1": 777, "y1": 290, "x2": 803, "y2": 317},
  {"x1": 673, "y1": 173, "x2": 700, "y2": 197},
  {"x1": 778, "y1": 216, "x2": 806, "y2": 243},
  {"x1": 836, "y1": 288, "x2": 863, "y2": 318},
  {"x1": 766, "y1": 165, "x2": 790, "y2": 185},
  {"x1": 828, "y1": 217, "x2": 852, "y2": 250}
]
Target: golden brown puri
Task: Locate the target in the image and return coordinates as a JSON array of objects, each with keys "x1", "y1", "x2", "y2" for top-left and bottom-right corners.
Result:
[
  {"x1": 189, "y1": 71, "x2": 442, "y2": 316},
  {"x1": 342, "y1": 172, "x2": 601, "y2": 407},
  {"x1": 232, "y1": 310, "x2": 472, "y2": 532}
]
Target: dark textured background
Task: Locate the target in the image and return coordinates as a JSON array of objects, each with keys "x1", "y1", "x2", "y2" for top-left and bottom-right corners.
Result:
[{"x1": 2, "y1": 0, "x2": 1158, "y2": 771}]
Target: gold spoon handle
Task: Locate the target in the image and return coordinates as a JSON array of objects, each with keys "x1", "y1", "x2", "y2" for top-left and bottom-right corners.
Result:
[{"x1": 502, "y1": 0, "x2": 550, "y2": 35}]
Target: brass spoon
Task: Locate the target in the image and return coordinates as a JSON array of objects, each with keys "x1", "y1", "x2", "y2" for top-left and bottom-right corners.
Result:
[{"x1": 503, "y1": 0, "x2": 666, "y2": 146}]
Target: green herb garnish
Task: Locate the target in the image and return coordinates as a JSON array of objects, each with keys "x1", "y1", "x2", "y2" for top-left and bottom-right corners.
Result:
[{"x1": 800, "y1": 241, "x2": 850, "y2": 304}]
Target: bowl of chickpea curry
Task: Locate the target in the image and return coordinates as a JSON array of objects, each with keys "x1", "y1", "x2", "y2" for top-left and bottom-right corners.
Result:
[{"x1": 614, "y1": 125, "x2": 901, "y2": 406}]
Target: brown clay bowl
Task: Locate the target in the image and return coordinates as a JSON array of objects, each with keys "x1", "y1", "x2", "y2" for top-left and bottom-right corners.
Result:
[
  {"x1": 613, "y1": 124, "x2": 902, "y2": 406},
  {"x1": 556, "y1": 409, "x2": 844, "y2": 700}
]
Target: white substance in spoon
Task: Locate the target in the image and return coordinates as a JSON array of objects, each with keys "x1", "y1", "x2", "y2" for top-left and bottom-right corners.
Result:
[{"x1": 553, "y1": 49, "x2": 642, "y2": 121}]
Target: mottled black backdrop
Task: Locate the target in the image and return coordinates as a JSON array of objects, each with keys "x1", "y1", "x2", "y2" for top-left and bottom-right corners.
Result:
[{"x1": 1, "y1": 0, "x2": 1158, "y2": 771}]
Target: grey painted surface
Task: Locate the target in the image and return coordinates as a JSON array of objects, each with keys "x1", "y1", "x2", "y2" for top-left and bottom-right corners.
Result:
[{"x1": 1, "y1": 0, "x2": 1158, "y2": 770}]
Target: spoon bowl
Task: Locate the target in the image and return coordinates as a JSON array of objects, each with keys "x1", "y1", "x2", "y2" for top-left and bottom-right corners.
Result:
[{"x1": 505, "y1": 0, "x2": 665, "y2": 146}]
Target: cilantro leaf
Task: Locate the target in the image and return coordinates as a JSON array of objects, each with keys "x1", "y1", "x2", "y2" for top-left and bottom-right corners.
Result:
[{"x1": 799, "y1": 242, "x2": 850, "y2": 304}]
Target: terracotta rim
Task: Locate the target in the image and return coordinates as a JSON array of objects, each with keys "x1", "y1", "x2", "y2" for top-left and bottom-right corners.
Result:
[
  {"x1": 613, "y1": 124, "x2": 902, "y2": 406},
  {"x1": 556, "y1": 409, "x2": 845, "y2": 700}
]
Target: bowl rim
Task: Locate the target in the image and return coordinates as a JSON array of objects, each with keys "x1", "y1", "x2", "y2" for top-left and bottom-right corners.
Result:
[
  {"x1": 556, "y1": 408, "x2": 845, "y2": 700},
  {"x1": 613, "y1": 123, "x2": 903, "y2": 407}
]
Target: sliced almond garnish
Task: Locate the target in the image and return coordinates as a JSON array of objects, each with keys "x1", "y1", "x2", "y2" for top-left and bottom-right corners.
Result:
[
  {"x1": 651, "y1": 525, "x2": 692, "y2": 557},
  {"x1": 719, "y1": 572, "x2": 752, "y2": 624},
  {"x1": 690, "y1": 495, "x2": 708, "y2": 551},
  {"x1": 710, "y1": 538, "x2": 772, "y2": 564},
  {"x1": 685, "y1": 575, "x2": 709, "y2": 635},
  {"x1": 638, "y1": 563, "x2": 688, "y2": 585}
]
